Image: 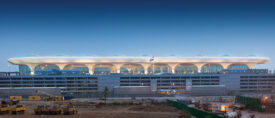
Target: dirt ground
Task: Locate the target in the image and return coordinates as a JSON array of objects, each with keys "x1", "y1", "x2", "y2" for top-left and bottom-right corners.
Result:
[
  {"x1": 0, "y1": 101, "x2": 180, "y2": 118},
  {"x1": 240, "y1": 110, "x2": 275, "y2": 118}
]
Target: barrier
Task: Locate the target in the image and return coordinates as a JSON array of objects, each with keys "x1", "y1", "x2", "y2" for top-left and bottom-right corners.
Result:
[{"x1": 235, "y1": 95, "x2": 265, "y2": 112}]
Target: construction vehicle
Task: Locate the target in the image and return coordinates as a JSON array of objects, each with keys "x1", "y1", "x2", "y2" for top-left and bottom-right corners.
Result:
[
  {"x1": 0, "y1": 101, "x2": 10, "y2": 114},
  {"x1": 56, "y1": 96, "x2": 63, "y2": 101},
  {"x1": 10, "y1": 99, "x2": 19, "y2": 105},
  {"x1": 28, "y1": 96, "x2": 41, "y2": 101},
  {"x1": 34, "y1": 105, "x2": 44, "y2": 115},
  {"x1": 35, "y1": 90, "x2": 63, "y2": 101},
  {"x1": 11, "y1": 105, "x2": 26, "y2": 114},
  {"x1": 49, "y1": 104, "x2": 62, "y2": 115},
  {"x1": 41, "y1": 96, "x2": 63, "y2": 101},
  {"x1": 9, "y1": 96, "x2": 22, "y2": 101},
  {"x1": 0, "y1": 106, "x2": 10, "y2": 114},
  {"x1": 63, "y1": 103, "x2": 77, "y2": 115},
  {"x1": 34, "y1": 104, "x2": 51, "y2": 115},
  {"x1": 9, "y1": 96, "x2": 20, "y2": 105},
  {"x1": 34, "y1": 104, "x2": 63, "y2": 115}
]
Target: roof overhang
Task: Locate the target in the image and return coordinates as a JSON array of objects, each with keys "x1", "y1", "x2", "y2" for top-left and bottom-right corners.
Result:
[{"x1": 8, "y1": 56, "x2": 270, "y2": 65}]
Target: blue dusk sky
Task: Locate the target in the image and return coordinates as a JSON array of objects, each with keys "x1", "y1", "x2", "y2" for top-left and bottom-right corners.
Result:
[{"x1": 0, "y1": 0, "x2": 275, "y2": 71}]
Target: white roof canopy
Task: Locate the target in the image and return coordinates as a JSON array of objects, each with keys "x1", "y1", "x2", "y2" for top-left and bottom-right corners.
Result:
[{"x1": 8, "y1": 56, "x2": 269, "y2": 65}]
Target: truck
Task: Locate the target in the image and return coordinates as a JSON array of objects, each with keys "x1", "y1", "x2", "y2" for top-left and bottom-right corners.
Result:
[
  {"x1": 34, "y1": 104, "x2": 63, "y2": 115},
  {"x1": 11, "y1": 105, "x2": 26, "y2": 114},
  {"x1": 0, "y1": 101, "x2": 10, "y2": 114},
  {"x1": 9, "y1": 96, "x2": 22, "y2": 101},
  {"x1": 28, "y1": 96, "x2": 41, "y2": 101},
  {"x1": 49, "y1": 104, "x2": 62, "y2": 115}
]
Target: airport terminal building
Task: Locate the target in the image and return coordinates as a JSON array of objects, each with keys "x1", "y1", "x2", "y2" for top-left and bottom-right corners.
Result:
[{"x1": 0, "y1": 56, "x2": 274, "y2": 97}]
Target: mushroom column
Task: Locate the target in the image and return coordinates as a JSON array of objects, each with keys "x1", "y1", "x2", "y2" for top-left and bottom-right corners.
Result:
[
  {"x1": 194, "y1": 63, "x2": 206, "y2": 73},
  {"x1": 247, "y1": 63, "x2": 256, "y2": 69},
  {"x1": 26, "y1": 64, "x2": 38, "y2": 75},
  {"x1": 85, "y1": 64, "x2": 95, "y2": 75},
  {"x1": 141, "y1": 64, "x2": 151, "y2": 74},
  {"x1": 168, "y1": 64, "x2": 178, "y2": 74},
  {"x1": 220, "y1": 63, "x2": 232, "y2": 70},
  {"x1": 113, "y1": 64, "x2": 124, "y2": 73},
  {"x1": 56, "y1": 64, "x2": 67, "y2": 70}
]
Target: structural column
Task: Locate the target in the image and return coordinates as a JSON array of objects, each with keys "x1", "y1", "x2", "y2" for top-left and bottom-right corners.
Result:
[
  {"x1": 141, "y1": 63, "x2": 151, "y2": 74},
  {"x1": 56, "y1": 64, "x2": 67, "y2": 70},
  {"x1": 220, "y1": 63, "x2": 231, "y2": 70},
  {"x1": 191, "y1": 67, "x2": 194, "y2": 74},
  {"x1": 160, "y1": 67, "x2": 163, "y2": 73},
  {"x1": 194, "y1": 63, "x2": 205, "y2": 73},
  {"x1": 128, "y1": 68, "x2": 132, "y2": 74},
  {"x1": 183, "y1": 67, "x2": 186, "y2": 74},
  {"x1": 247, "y1": 63, "x2": 256, "y2": 69},
  {"x1": 168, "y1": 64, "x2": 178, "y2": 74},
  {"x1": 113, "y1": 64, "x2": 124, "y2": 73},
  {"x1": 26, "y1": 64, "x2": 38, "y2": 75},
  {"x1": 85, "y1": 64, "x2": 95, "y2": 75}
]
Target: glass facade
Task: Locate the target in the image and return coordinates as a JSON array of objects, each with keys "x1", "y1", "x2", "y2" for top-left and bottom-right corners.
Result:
[
  {"x1": 229, "y1": 64, "x2": 249, "y2": 70},
  {"x1": 19, "y1": 63, "x2": 251, "y2": 76},
  {"x1": 19, "y1": 65, "x2": 31, "y2": 75},
  {"x1": 94, "y1": 67, "x2": 111, "y2": 75},
  {"x1": 201, "y1": 64, "x2": 223, "y2": 73}
]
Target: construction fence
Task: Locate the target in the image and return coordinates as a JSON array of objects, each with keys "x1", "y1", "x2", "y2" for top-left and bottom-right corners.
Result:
[
  {"x1": 235, "y1": 95, "x2": 265, "y2": 112},
  {"x1": 167, "y1": 99, "x2": 223, "y2": 118}
]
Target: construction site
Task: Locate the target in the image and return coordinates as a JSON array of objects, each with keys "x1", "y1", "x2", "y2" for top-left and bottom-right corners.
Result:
[
  {"x1": 0, "y1": 74, "x2": 275, "y2": 118},
  {"x1": 0, "y1": 97, "x2": 180, "y2": 118},
  {"x1": 0, "y1": 89, "x2": 179, "y2": 118},
  {"x1": 1, "y1": 93, "x2": 275, "y2": 118}
]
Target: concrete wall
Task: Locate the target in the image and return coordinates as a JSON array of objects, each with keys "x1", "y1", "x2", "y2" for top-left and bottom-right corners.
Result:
[
  {"x1": 189, "y1": 85, "x2": 226, "y2": 96},
  {"x1": 0, "y1": 88, "x2": 62, "y2": 98},
  {"x1": 220, "y1": 74, "x2": 240, "y2": 91},
  {"x1": 114, "y1": 86, "x2": 152, "y2": 95},
  {"x1": 97, "y1": 75, "x2": 120, "y2": 92}
]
